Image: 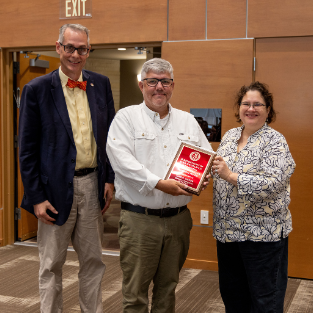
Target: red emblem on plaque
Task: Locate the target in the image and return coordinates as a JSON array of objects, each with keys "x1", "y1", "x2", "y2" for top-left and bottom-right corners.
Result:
[
  {"x1": 165, "y1": 143, "x2": 216, "y2": 195},
  {"x1": 190, "y1": 151, "x2": 200, "y2": 162}
]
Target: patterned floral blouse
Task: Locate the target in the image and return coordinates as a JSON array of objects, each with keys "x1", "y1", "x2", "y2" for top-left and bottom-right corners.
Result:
[{"x1": 213, "y1": 124, "x2": 296, "y2": 243}]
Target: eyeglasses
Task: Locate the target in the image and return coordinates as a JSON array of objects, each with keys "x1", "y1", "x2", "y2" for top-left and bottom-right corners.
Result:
[
  {"x1": 59, "y1": 43, "x2": 90, "y2": 56},
  {"x1": 142, "y1": 78, "x2": 173, "y2": 87},
  {"x1": 240, "y1": 102, "x2": 266, "y2": 109}
]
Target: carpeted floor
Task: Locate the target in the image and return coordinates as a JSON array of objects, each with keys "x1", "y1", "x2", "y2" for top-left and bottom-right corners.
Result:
[{"x1": 0, "y1": 245, "x2": 312, "y2": 312}]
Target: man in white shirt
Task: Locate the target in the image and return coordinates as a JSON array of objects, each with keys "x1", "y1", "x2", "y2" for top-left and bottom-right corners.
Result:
[{"x1": 107, "y1": 58, "x2": 213, "y2": 313}]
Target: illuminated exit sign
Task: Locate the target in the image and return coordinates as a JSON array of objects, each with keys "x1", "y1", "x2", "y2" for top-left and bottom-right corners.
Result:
[{"x1": 60, "y1": 0, "x2": 92, "y2": 19}]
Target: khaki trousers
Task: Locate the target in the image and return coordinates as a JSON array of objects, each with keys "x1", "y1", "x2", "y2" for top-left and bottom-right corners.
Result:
[
  {"x1": 118, "y1": 208, "x2": 193, "y2": 313},
  {"x1": 38, "y1": 171, "x2": 106, "y2": 313}
]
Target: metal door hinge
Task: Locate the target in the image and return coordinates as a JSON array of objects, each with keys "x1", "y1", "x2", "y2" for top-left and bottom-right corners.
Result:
[
  {"x1": 253, "y1": 57, "x2": 256, "y2": 72},
  {"x1": 13, "y1": 87, "x2": 20, "y2": 108},
  {"x1": 15, "y1": 207, "x2": 21, "y2": 220}
]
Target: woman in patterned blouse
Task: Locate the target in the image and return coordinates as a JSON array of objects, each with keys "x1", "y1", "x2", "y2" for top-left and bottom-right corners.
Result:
[{"x1": 211, "y1": 81, "x2": 296, "y2": 313}]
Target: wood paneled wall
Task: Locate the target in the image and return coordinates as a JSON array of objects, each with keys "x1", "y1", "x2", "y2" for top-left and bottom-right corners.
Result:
[
  {"x1": 168, "y1": 0, "x2": 247, "y2": 41},
  {"x1": 0, "y1": 0, "x2": 167, "y2": 47},
  {"x1": 1, "y1": 1, "x2": 313, "y2": 46},
  {"x1": 255, "y1": 37, "x2": 313, "y2": 279},
  {"x1": 0, "y1": 49, "x2": 3, "y2": 246},
  {"x1": 248, "y1": 0, "x2": 313, "y2": 37},
  {"x1": 162, "y1": 39, "x2": 253, "y2": 270},
  {"x1": 207, "y1": 0, "x2": 246, "y2": 39},
  {"x1": 168, "y1": 0, "x2": 206, "y2": 41}
]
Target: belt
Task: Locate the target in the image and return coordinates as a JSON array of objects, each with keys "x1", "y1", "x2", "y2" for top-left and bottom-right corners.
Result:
[
  {"x1": 74, "y1": 166, "x2": 98, "y2": 177},
  {"x1": 121, "y1": 202, "x2": 187, "y2": 218}
]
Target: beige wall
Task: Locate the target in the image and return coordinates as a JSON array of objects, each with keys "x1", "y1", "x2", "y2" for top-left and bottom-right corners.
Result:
[
  {"x1": 120, "y1": 60, "x2": 145, "y2": 110},
  {"x1": 85, "y1": 58, "x2": 120, "y2": 111},
  {"x1": 84, "y1": 58, "x2": 146, "y2": 112}
]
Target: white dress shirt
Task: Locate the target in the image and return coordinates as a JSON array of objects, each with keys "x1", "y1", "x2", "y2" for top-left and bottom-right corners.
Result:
[{"x1": 106, "y1": 102, "x2": 213, "y2": 209}]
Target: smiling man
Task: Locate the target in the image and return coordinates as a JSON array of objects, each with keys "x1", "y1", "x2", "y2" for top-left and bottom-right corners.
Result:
[
  {"x1": 107, "y1": 58, "x2": 213, "y2": 313},
  {"x1": 19, "y1": 24, "x2": 115, "y2": 312}
]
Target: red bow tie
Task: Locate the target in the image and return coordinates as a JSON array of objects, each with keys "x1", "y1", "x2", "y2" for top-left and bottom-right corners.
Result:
[{"x1": 66, "y1": 78, "x2": 87, "y2": 91}]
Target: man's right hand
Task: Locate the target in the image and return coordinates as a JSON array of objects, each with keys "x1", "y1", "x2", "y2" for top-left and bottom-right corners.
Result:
[
  {"x1": 155, "y1": 179, "x2": 193, "y2": 196},
  {"x1": 34, "y1": 200, "x2": 58, "y2": 225}
]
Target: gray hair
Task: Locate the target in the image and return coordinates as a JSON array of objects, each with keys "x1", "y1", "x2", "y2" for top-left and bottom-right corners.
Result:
[
  {"x1": 58, "y1": 24, "x2": 90, "y2": 46},
  {"x1": 141, "y1": 58, "x2": 174, "y2": 80}
]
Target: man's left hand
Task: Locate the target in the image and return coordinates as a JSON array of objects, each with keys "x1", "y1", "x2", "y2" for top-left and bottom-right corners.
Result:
[{"x1": 102, "y1": 183, "x2": 114, "y2": 215}]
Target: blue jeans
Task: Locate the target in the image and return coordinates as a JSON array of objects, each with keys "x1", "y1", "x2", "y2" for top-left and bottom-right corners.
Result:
[{"x1": 216, "y1": 237, "x2": 288, "y2": 313}]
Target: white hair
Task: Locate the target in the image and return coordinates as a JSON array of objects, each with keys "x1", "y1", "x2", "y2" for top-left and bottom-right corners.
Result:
[
  {"x1": 58, "y1": 24, "x2": 90, "y2": 46},
  {"x1": 141, "y1": 58, "x2": 174, "y2": 80}
]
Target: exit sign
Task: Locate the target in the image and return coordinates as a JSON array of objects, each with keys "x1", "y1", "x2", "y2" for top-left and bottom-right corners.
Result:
[{"x1": 60, "y1": 0, "x2": 92, "y2": 19}]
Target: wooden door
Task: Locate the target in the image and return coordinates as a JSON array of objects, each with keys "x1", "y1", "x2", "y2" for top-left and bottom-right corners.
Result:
[
  {"x1": 255, "y1": 37, "x2": 313, "y2": 279},
  {"x1": 16, "y1": 52, "x2": 60, "y2": 241}
]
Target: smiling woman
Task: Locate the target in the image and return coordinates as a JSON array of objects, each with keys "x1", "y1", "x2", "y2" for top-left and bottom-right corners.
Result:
[
  {"x1": 235, "y1": 81, "x2": 276, "y2": 137},
  {"x1": 211, "y1": 81, "x2": 296, "y2": 313}
]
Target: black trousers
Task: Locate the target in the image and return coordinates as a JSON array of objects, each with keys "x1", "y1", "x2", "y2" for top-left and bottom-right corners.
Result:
[{"x1": 216, "y1": 237, "x2": 288, "y2": 313}]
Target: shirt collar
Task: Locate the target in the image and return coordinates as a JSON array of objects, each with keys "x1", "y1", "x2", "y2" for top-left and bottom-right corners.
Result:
[
  {"x1": 59, "y1": 67, "x2": 83, "y2": 88},
  {"x1": 142, "y1": 101, "x2": 172, "y2": 122},
  {"x1": 235, "y1": 123, "x2": 269, "y2": 141}
]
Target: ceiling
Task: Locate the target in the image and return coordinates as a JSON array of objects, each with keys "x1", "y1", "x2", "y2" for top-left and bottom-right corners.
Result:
[{"x1": 33, "y1": 47, "x2": 147, "y2": 60}]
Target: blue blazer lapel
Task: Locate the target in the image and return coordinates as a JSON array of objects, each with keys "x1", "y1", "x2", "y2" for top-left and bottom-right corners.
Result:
[
  {"x1": 51, "y1": 71, "x2": 75, "y2": 146},
  {"x1": 84, "y1": 71, "x2": 98, "y2": 142}
]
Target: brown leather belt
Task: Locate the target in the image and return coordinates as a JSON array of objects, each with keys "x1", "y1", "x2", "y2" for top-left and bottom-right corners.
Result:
[
  {"x1": 121, "y1": 202, "x2": 187, "y2": 218},
  {"x1": 74, "y1": 167, "x2": 98, "y2": 177}
]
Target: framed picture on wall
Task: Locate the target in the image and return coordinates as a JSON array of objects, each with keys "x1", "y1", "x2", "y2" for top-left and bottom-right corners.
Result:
[{"x1": 190, "y1": 108, "x2": 222, "y2": 142}]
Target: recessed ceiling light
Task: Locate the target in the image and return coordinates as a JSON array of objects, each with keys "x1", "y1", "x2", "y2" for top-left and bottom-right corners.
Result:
[{"x1": 118, "y1": 48, "x2": 126, "y2": 51}]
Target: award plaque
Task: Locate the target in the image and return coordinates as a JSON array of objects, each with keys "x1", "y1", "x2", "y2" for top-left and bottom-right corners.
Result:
[{"x1": 165, "y1": 143, "x2": 216, "y2": 196}]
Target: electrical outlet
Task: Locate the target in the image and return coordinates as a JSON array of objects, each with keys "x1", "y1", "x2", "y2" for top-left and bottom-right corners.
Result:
[{"x1": 200, "y1": 210, "x2": 209, "y2": 224}]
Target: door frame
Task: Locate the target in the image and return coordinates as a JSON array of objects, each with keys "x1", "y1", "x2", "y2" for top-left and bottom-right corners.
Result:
[
  {"x1": 1, "y1": 47, "x2": 17, "y2": 246},
  {"x1": 0, "y1": 42, "x2": 162, "y2": 246}
]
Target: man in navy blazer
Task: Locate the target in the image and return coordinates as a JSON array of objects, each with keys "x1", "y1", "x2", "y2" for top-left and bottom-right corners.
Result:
[{"x1": 19, "y1": 24, "x2": 115, "y2": 312}]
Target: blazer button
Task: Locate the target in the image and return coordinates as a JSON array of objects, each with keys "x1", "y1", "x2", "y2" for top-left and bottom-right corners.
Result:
[
  {"x1": 71, "y1": 159, "x2": 75, "y2": 163},
  {"x1": 68, "y1": 182, "x2": 72, "y2": 187}
]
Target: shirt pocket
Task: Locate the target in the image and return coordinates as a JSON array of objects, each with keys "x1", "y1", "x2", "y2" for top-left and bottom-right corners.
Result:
[
  {"x1": 177, "y1": 134, "x2": 199, "y2": 145},
  {"x1": 134, "y1": 131, "x2": 157, "y2": 166}
]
